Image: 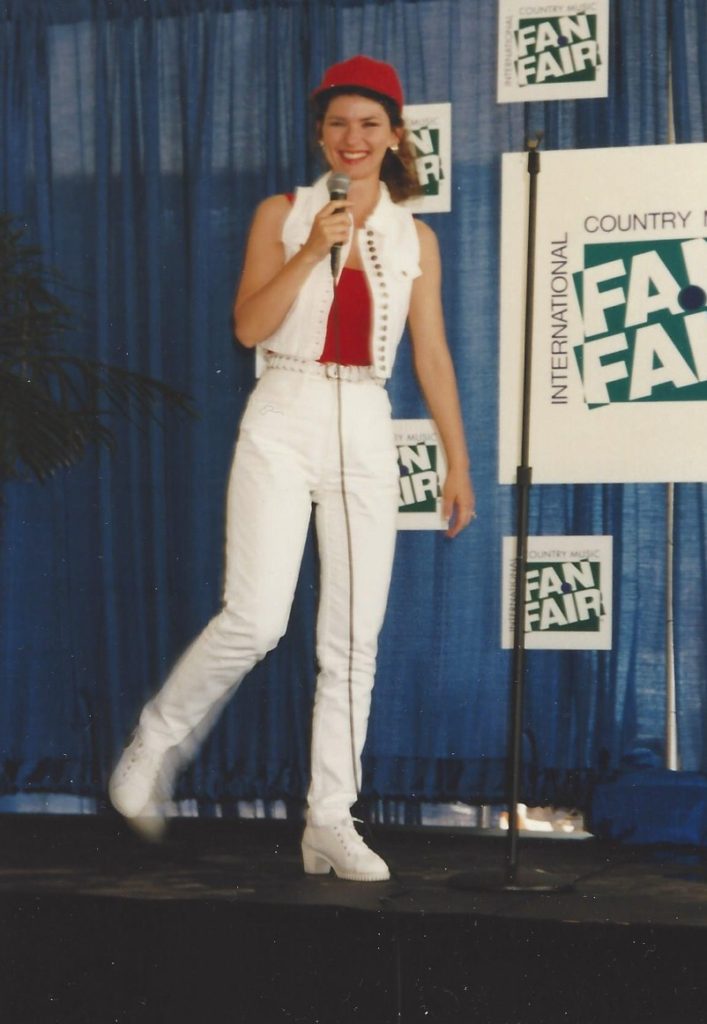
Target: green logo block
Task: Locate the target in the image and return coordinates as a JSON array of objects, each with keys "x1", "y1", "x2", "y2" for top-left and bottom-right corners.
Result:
[
  {"x1": 398, "y1": 442, "x2": 439, "y2": 514},
  {"x1": 408, "y1": 126, "x2": 442, "y2": 198},
  {"x1": 572, "y1": 238, "x2": 707, "y2": 406},
  {"x1": 525, "y1": 560, "x2": 602, "y2": 634},
  {"x1": 514, "y1": 14, "x2": 600, "y2": 86}
]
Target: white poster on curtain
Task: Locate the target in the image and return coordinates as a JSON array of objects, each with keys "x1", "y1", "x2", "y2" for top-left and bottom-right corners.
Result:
[
  {"x1": 403, "y1": 103, "x2": 452, "y2": 214},
  {"x1": 394, "y1": 419, "x2": 448, "y2": 529},
  {"x1": 497, "y1": 0, "x2": 610, "y2": 103},
  {"x1": 502, "y1": 535, "x2": 613, "y2": 649},
  {"x1": 498, "y1": 142, "x2": 707, "y2": 484}
]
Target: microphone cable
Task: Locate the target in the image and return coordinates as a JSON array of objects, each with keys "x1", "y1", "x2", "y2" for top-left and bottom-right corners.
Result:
[
  {"x1": 328, "y1": 259, "x2": 362, "y2": 806},
  {"x1": 329, "y1": 209, "x2": 412, "y2": 1024},
  {"x1": 327, "y1": 175, "x2": 411, "y2": 909},
  {"x1": 329, "y1": 246, "x2": 410, "y2": 901},
  {"x1": 330, "y1": 241, "x2": 411, "y2": 1024},
  {"x1": 326, "y1": 171, "x2": 363, "y2": 809}
]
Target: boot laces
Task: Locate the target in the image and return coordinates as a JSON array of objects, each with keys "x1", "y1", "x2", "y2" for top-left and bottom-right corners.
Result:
[
  {"x1": 334, "y1": 817, "x2": 368, "y2": 853},
  {"x1": 119, "y1": 735, "x2": 163, "y2": 780}
]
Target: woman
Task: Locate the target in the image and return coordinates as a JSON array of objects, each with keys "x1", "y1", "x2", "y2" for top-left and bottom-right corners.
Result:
[{"x1": 109, "y1": 55, "x2": 475, "y2": 882}]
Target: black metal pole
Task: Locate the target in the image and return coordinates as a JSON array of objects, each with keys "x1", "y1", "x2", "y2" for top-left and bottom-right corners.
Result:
[
  {"x1": 450, "y1": 135, "x2": 573, "y2": 893},
  {"x1": 505, "y1": 136, "x2": 541, "y2": 885}
]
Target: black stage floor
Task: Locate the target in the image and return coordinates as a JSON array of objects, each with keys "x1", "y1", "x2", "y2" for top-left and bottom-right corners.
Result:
[{"x1": 2, "y1": 814, "x2": 707, "y2": 1023}]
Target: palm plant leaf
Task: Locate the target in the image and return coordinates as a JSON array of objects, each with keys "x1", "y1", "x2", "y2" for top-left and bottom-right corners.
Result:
[{"x1": 0, "y1": 214, "x2": 194, "y2": 488}]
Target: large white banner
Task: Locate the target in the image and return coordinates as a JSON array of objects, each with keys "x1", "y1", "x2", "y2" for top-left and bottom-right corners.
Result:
[
  {"x1": 499, "y1": 142, "x2": 707, "y2": 484},
  {"x1": 497, "y1": 0, "x2": 610, "y2": 103}
]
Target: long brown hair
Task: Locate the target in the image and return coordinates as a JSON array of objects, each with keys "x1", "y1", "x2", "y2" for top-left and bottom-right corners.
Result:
[{"x1": 312, "y1": 86, "x2": 422, "y2": 204}]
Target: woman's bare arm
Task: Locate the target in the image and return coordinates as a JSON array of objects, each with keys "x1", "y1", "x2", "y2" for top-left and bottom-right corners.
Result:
[
  {"x1": 233, "y1": 195, "x2": 352, "y2": 347},
  {"x1": 408, "y1": 220, "x2": 476, "y2": 537}
]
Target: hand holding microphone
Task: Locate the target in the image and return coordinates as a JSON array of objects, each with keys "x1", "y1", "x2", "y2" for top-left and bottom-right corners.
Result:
[{"x1": 300, "y1": 173, "x2": 351, "y2": 274}]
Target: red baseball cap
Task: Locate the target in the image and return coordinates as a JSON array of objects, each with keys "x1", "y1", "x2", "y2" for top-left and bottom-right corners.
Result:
[{"x1": 311, "y1": 55, "x2": 404, "y2": 109}]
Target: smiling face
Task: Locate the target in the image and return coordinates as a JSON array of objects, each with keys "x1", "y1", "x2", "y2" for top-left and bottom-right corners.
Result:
[{"x1": 319, "y1": 94, "x2": 401, "y2": 183}]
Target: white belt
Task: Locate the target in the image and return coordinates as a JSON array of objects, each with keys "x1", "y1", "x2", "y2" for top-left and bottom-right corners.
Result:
[{"x1": 264, "y1": 352, "x2": 385, "y2": 385}]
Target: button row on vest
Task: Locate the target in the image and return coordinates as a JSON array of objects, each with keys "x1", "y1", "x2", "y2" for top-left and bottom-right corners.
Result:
[{"x1": 365, "y1": 234, "x2": 390, "y2": 373}]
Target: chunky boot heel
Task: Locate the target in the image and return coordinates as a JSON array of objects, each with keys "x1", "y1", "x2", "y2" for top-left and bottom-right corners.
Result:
[
  {"x1": 301, "y1": 844, "x2": 332, "y2": 875},
  {"x1": 301, "y1": 820, "x2": 390, "y2": 882}
]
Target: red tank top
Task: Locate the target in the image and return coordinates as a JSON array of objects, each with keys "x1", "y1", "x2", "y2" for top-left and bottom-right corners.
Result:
[
  {"x1": 319, "y1": 268, "x2": 372, "y2": 366},
  {"x1": 285, "y1": 193, "x2": 372, "y2": 366}
]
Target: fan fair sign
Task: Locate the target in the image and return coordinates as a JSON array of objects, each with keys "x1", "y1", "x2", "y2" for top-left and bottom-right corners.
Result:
[
  {"x1": 403, "y1": 103, "x2": 452, "y2": 214},
  {"x1": 502, "y1": 535, "x2": 613, "y2": 649},
  {"x1": 395, "y1": 420, "x2": 448, "y2": 529},
  {"x1": 499, "y1": 142, "x2": 707, "y2": 484},
  {"x1": 497, "y1": 0, "x2": 610, "y2": 103}
]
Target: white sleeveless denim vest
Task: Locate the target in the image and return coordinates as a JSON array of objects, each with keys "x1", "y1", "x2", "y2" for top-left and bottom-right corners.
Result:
[{"x1": 261, "y1": 175, "x2": 421, "y2": 380}]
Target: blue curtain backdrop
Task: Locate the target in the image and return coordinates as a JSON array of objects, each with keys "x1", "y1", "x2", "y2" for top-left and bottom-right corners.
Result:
[
  {"x1": 0, "y1": 0, "x2": 702, "y2": 819},
  {"x1": 670, "y1": 0, "x2": 707, "y2": 774}
]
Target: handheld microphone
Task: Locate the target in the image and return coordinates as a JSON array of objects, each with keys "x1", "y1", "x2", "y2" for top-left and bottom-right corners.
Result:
[{"x1": 327, "y1": 171, "x2": 350, "y2": 278}]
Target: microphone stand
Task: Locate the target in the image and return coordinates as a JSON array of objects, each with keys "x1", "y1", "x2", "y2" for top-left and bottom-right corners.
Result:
[{"x1": 451, "y1": 135, "x2": 574, "y2": 894}]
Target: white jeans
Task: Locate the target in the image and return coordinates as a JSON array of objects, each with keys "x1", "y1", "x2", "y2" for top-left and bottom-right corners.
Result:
[{"x1": 138, "y1": 367, "x2": 399, "y2": 825}]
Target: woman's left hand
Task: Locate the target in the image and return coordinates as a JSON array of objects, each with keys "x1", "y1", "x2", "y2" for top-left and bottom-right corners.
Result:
[{"x1": 442, "y1": 466, "x2": 476, "y2": 538}]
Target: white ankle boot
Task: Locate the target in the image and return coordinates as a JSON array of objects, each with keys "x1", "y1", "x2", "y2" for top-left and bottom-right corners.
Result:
[
  {"x1": 108, "y1": 730, "x2": 171, "y2": 840},
  {"x1": 302, "y1": 818, "x2": 390, "y2": 882}
]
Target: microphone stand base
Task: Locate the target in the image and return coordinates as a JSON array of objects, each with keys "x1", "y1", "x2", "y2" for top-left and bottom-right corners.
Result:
[{"x1": 449, "y1": 865, "x2": 576, "y2": 894}]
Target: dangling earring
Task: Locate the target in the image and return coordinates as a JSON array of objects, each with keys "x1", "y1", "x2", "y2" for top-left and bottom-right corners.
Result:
[{"x1": 390, "y1": 144, "x2": 399, "y2": 153}]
